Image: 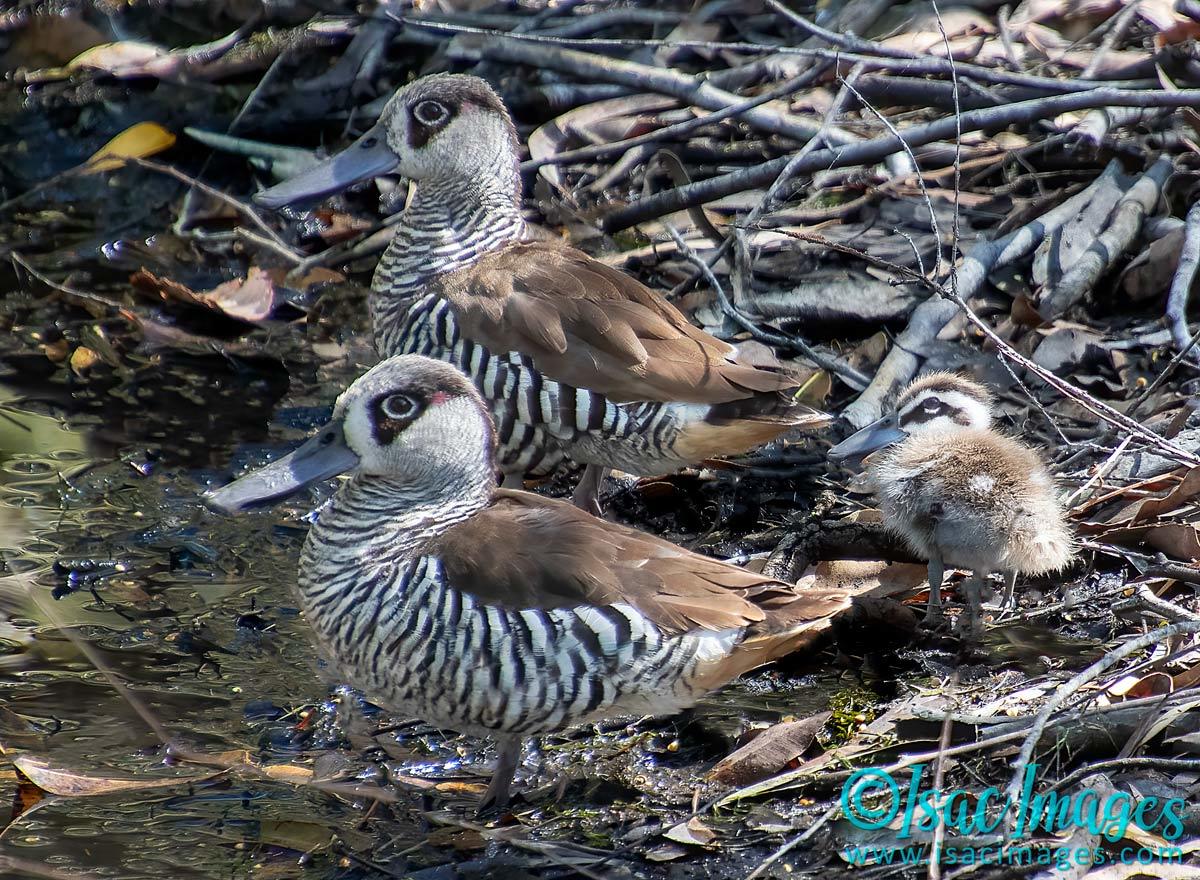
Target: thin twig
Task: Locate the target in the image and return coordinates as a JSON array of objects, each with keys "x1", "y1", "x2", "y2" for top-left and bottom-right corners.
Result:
[
  {"x1": 10, "y1": 252, "x2": 122, "y2": 309},
  {"x1": 1127, "y1": 326, "x2": 1200, "y2": 419},
  {"x1": 604, "y1": 89, "x2": 1200, "y2": 232},
  {"x1": 521, "y1": 69, "x2": 825, "y2": 172},
  {"x1": 129, "y1": 157, "x2": 299, "y2": 257},
  {"x1": 402, "y1": 12, "x2": 1155, "y2": 94},
  {"x1": 443, "y1": 31, "x2": 858, "y2": 146},
  {"x1": 744, "y1": 801, "x2": 841, "y2": 880},
  {"x1": 1080, "y1": 0, "x2": 1142, "y2": 80},
  {"x1": 664, "y1": 225, "x2": 870, "y2": 389},
  {"x1": 1003, "y1": 621, "x2": 1200, "y2": 811}
]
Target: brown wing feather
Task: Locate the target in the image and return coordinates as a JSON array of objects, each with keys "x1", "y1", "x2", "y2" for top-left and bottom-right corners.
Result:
[
  {"x1": 433, "y1": 241, "x2": 799, "y2": 404},
  {"x1": 432, "y1": 490, "x2": 818, "y2": 635}
]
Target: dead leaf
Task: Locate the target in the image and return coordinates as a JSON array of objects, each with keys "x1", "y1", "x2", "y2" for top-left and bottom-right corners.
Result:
[
  {"x1": 1094, "y1": 523, "x2": 1200, "y2": 561},
  {"x1": 644, "y1": 842, "x2": 691, "y2": 862},
  {"x1": 83, "y1": 122, "x2": 176, "y2": 174},
  {"x1": 130, "y1": 268, "x2": 278, "y2": 325},
  {"x1": 256, "y1": 820, "x2": 334, "y2": 854},
  {"x1": 39, "y1": 338, "x2": 69, "y2": 363},
  {"x1": 1119, "y1": 227, "x2": 1184, "y2": 302},
  {"x1": 263, "y1": 266, "x2": 346, "y2": 291},
  {"x1": 196, "y1": 268, "x2": 277, "y2": 322},
  {"x1": 66, "y1": 41, "x2": 170, "y2": 77},
  {"x1": 1, "y1": 15, "x2": 107, "y2": 70},
  {"x1": 68, "y1": 346, "x2": 100, "y2": 375},
  {"x1": 1108, "y1": 468, "x2": 1200, "y2": 527},
  {"x1": 709, "y1": 712, "x2": 831, "y2": 786},
  {"x1": 424, "y1": 826, "x2": 487, "y2": 851},
  {"x1": 663, "y1": 817, "x2": 716, "y2": 847},
  {"x1": 12, "y1": 754, "x2": 218, "y2": 797},
  {"x1": 1108, "y1": 672, "x2": 1174, "y2": 700},
  {"x1": 433, "y1": 780, "x2": 487, "y2": 796}
]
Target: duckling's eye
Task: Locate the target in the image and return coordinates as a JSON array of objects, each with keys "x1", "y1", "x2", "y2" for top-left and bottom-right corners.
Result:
[
  {"x1": 412, "y1": 100, "x2": 450, "y2": 127},
  {"x1": 923, "y1": 397, "x2": 942, "y2": 413},
  {"x1": 381, "y1": 393, "x2": 420, "y2": 420}
]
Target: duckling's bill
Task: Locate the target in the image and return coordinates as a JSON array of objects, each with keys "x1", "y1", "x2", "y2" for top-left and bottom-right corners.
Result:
[
  {"x1": 254, "y1": 125, "x2": 398, "y2": 209},
  {"x1": 205, "y1": 422, "x2": 359, "y2": 513},
  {"x1": 829, "y1": 412, "x2": 907, "y2": 462}
]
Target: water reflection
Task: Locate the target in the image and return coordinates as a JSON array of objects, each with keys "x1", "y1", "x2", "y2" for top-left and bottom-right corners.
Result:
[{"x1": 0, "y1": 387, "x2": 351, "y2": 879}]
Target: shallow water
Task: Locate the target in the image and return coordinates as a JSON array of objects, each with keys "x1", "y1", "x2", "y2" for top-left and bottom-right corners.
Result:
[{"x1": 0, "y1": 347, "x2": 847, "y2": 878}]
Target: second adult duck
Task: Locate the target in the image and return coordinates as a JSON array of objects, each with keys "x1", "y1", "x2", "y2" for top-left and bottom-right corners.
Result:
[{"x1": 258, "y1": 73, "x2": 825, "y2": 509}]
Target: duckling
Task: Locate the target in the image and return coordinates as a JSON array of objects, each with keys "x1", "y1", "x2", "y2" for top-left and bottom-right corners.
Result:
[
  {"x1": 254, "y1": 73, "x2": 825, "y2": 512},
  {"x1": 828, "y1": 373, "x2": 1074, "y2": 630},
  {"x1": 207, "y1": 355, "x2": 851, "y2": 809}
]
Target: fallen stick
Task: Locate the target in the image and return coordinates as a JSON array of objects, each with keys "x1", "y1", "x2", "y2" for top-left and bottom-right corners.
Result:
[
  {"x1": 841, "y1": 163, "x2": 1124, "y2": 427},
  {"x1": 602, "y1": 88, "x2": 1200, "y2": 232},
  {"x1": 1037, "y1": 156, "x2": 1175, "y2": 319},
  {"x1": 1065, "y1": 105, "x2": 1171, "y2": 150},
  {"x1": 1003, "y1": 621, "x2": 1200, "y2": 812},
  {"x1": 443, "y1": 33, "x2": 858, "y2": 146},
  {"x1": 1166, "y1": 199, "x2": 1200, "y2": 359},
  {"x1": 521, "y1": 68, "x2": 825, "y2": 173}
]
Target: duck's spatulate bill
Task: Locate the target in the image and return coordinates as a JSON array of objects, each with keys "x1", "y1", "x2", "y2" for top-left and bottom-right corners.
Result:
[
  {"x1": 205, "y1": 422, "x2": 359, "y2": 513},
  {"x1": 829, "y1": 412, "x2": 907, "y2": 462},
  {"x1": 255, "y1": 125, "x2": 398, "y2": 209}
]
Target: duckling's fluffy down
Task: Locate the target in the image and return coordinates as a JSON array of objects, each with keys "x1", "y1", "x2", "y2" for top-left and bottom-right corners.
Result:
[{"x1": 869, "y1": 429, "x2": 1074, "y2": 577}]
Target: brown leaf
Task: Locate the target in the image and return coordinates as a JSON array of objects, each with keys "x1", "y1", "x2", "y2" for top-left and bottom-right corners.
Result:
[
  {"x1": 709, "y1": 712, "x2": 831, "y2": 786},
  {"x1": 424, "y1": 827, "x2": 487, "y2": 851},
  {"x1": 39, "y1": 338, "x2": 69, "y2": 363},
  {"x1": 1108, "y1": 468, "x2": 1200, "y2": 527},
  {"x1": 1095, "y1": 523, "x2": 1200, "y2": 561},
  {"x1": 433, "y1": 780, "x2": 487, "y2": 796},
  {"x1": 1109, "y1": 672, "x2": 1174, "y2": 700},
  {"x1": 66, "y1": 41, "x2": 170, "y2": 77},
  {"x1": 196, "y1": 268, "x2": 277, "y2": 322},
  {"x1": 1, "y1": 14, "x2": 107, "y2": 70},
  {"x1": 130, "y1": 268, "x2": 276, "y2": 325},
  {"x1": 1118, "y1": 227, "x2": 1184, "y2": 302},
  {"x1": 12, "y1": 754, "x2": 217, "y2": 797},
  {"x1": 263, "y1": 266, "x2": 346, "y2": 291}
]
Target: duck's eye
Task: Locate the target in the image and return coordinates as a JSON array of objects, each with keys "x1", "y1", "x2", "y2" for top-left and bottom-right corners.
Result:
[
  {"x1": 923, "y1": 397, "x2": 942, "y2": 413},
  {"x1": 412, "y1": 99, "x2": 449, "y2": 127},
  {"x1": 381, "y1": 393, "x2": 420, "y2": 420}
]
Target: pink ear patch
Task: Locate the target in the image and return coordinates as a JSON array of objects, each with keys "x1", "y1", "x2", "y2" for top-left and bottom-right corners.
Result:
[{"x1": 430, "y1": 391, "x2": 451, "y2": 405}]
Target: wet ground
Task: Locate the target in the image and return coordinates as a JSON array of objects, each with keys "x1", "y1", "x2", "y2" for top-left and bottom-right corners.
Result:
[
  {"x1": 0, "y1": 379, "x2": 851, "y2": 878},
  {"x1": 6, "y1": 7, "x2": 1200, "y2": 876},
  {"x1": 0, "y1": 192, "x2": 853, "y2": 878}
]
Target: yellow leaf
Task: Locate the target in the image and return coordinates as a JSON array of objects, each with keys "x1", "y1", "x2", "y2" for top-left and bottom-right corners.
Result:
[{"x1": 83, "y1": 122, "x2": 175, "y2": 174}]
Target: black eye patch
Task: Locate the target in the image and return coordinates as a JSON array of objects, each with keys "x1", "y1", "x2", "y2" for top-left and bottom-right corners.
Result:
[
  {"x1": 902, "y1": 397, "x2": 950, "y2": 427},
  {"x1": 371, "y1": 392, "x2": 425, "y2": 445},
  {"x1": 408, "y1": 99, "x2": 459, "y2": 149}
]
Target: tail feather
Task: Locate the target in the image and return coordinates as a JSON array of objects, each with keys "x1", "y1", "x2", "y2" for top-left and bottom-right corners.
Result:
[
  {"x1": 675, "y1": 392, "x2": 829, "y2": 461},
  {"x1": 691, "y1": 588, "x2": 852, "y2": 690}
]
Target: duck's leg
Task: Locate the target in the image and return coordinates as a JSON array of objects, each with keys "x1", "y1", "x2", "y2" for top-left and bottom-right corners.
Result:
[
  {"x1": 501, "y1": 473, "x2": 525, "y2": 490},
  {"x1": 924, "y1": 556, "x2": 945, "y2": 624},
  {"x1": 998, "y1": 570, "x2": 1019, "y2": 610},
  {"x1": 479, "y1": 737, "x2": 522, "y2": 813},
  {"x1": 957, "y1": 571, "x2": 987, "y2": 637},
  {"x1": 571, "y1": 464, "x2": 609, "y2": 515}
]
